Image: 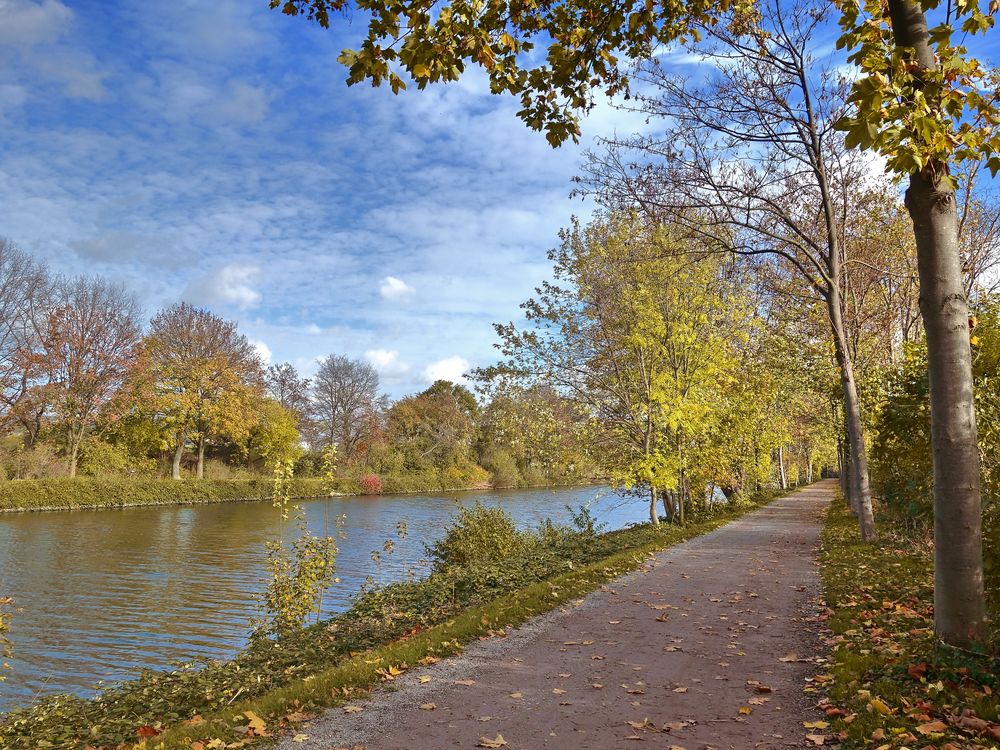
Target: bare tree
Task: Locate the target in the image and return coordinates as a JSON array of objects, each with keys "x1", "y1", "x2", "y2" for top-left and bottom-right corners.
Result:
[
  {"x1": 311, "y1": 354, "x2": 380, "y2": 460},
  {"x1": 265, "y1": 362, "x2": 313, "y2": 439},
  {"x1": 40, "y1": 276, "x2": 143, "y2": 476},
  {"x1": 0, "y1": 239, "x2": 52, "y2": 445},
  {"x1": 579, "y1": 0, "x2": 879, "y2": 538}
]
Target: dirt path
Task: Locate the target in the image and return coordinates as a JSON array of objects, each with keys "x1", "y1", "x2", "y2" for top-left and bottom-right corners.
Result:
[{"x1": 279, "y1": 481, "x2": 833, "y2": 750}]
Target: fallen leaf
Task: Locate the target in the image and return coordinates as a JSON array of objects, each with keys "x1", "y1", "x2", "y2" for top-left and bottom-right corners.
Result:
[
  {"x1": 477, "y1": 734, "x2": 507, "y2": 748},
  {"x1": 419, "y1": 703, "x2": 436, "y2": 711},
  {"x1": 552, "y1": 688, "x2": 566, "y2": 695},
  {"x1": 672, "y1": 687, "x2": 688, "y2": 693},
  {"x1": 805, "y1": 734, "x2": 825, "y2": 746},
  {"x1": 509, "y1": 692, "x2": 523, "y2": 699},
  {"x1": 738, "y1": 706, "x2": 752, "y2": 715},
  {"x1": 244, "y1": 711, "x2": 267, "y2": 736},
  {"x1": 803, "y1": 721, "x2": 829, "y2": 729},
  {"x1": 342, "y1": 705, "x2": 363, "y2": 714},
  {"x1": 915, "y1": 720, "x2": 947, "y2": 735},
  {"x1": 291, "y1": 735, "x2": 308, "y2": 743},
  {"x1": 455, "y1": 679, "x2": 476, "y2": 686}
]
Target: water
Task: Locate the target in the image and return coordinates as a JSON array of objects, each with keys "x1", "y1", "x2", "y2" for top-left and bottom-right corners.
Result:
[{"x1": 0, "y1": 485, "x2": 644, "y2": 713}]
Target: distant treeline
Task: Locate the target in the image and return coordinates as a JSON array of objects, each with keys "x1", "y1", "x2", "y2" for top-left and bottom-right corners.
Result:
[{"x1": 0, "y1": 238, "x2": 600, "y2": 490}]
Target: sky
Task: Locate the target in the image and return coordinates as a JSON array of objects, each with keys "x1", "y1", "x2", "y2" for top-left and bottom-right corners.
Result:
[{"x1": 0, "y1": 0, "x2": 651, "y2": 397}]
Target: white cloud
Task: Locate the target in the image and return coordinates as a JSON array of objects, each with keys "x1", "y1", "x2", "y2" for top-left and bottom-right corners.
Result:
[
  {"x1": 184, "y1": 264, "x2": 261, "y2": 310},
  {"x1": 0, "y1": 0, "x2": 73, "y2": 46},
  {"x1": 250, "y1": 338, "x2": 272, "y2": 364},
  {"x1": 364, "y1": 348, "x2": 411, "y2": 381},
  {"x1": 379, "y1": 275, "x2": 415, "y2": 301},
  {"x1": 422, "y1": 355, "x2": 470, "y2": 385}
]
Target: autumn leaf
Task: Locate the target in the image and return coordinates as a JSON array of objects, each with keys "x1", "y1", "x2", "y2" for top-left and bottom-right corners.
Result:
[
  {"x1": 342, "y1": 705, "x2": 363, "y2": 714},
  {"x1": 455, "y1": 679, "x2": 476, "y2": 686},
  {"x1": 477, "y1": 734, "x2": 507, "y2": 748},
  {"x1": 244, "y1": 711, "x2": 267, "y2": 736},
  {"x1": 419, "y1": 703, "x2": 436, "y2": 710},
  {"x1": 805, "y1": 734, "x2": 826, "y2": 746},
  {"x1": 915, "y1": 720, "x2": 947, "y2": 734}
]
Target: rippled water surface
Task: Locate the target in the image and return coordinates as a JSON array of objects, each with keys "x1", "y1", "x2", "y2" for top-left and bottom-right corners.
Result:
[{"x1": 0, "y1": 485, "x2": 643, "y2": 712}]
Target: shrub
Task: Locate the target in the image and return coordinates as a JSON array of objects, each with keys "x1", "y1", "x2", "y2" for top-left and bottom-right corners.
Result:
[
  {"x1": 77, "y1": 438, "x2": 157, "y2": 478},
  {"x1": 359, "y1": 474, "x2": 383, "y2": 495},
  {"x1": 482, "y1": 449, "x2": 521, "y2": 488},
  {"x1": 429, "y1": 502, "x2": 527, "y2": 569}
]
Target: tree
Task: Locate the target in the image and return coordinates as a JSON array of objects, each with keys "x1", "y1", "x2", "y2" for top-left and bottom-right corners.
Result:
[
  {"x1": 579, "y1": 0, "x2": 879, "y2": 536},
  {"x1": 0, "y1": 239, "x2": 52, "y2": 446},
  {"x1": 146, "y1": 303, "x2": 264, "y2": 479},
  {"x1": 265, "y1": 362, "x2": 313, "y2": 435},
  {"x1": 386, "y1": 380, "x2": 477, "y2": 470},
  {"x1": 270, "y1": 0, "x2": 727, "y2": 146},
  {"x1": 311, "y1": 354, "x2": 381, "y2": 460},
  {"x1": 485, "y1": 213, "x2": 754, "y2": 523},
  {"x1": 248, "y1": 398, "x2": 304, "y2": 468},
  {"x1": 38, "y1": 277, "x2": 143, "y2": 476},
  {"x1": 834, "y1": 0, "x2": 998, "y2": 646}
]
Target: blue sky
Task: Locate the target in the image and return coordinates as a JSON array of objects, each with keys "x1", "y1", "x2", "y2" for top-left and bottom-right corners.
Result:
[{"x1": 0, "y1": 0, "x2": 650, "y2": 396}]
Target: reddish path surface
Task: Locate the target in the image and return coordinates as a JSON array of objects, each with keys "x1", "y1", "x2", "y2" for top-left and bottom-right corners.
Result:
[{"x1": 279, "y1": 481, "x2": 833, "y2": 750}]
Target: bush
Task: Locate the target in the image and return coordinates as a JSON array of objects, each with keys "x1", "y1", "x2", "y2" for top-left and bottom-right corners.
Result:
[
  {"x1": 359, "y1": 474, "x2": 383, "y2": 495},
  {"x1": 77, "y1": 438, "x2": 156, "y2": 478},
  {"x1": 428, "y1": 502, "x2": 527, "y2": 569},
  {"x1": 0, "y1": 477, "x2": 336, "y2": 512},
  {"x1": 481, "y1": 449, "x2": 521, "y2": 488}
]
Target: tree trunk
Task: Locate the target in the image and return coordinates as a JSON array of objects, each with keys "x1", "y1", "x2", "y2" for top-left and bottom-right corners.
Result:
[
  {"x1": 778, "y1": 446, "x2": 787, "y2": 489},
  {"x1": 197, "y1": 435, "x2": 206, "y2": 479},
  {"x1": 649, "y1": 486, "x2": 659, "y2": 526},
  {"x1": 67, "y1": 429, "x2": 80, "y2": 478},
  {"x1": 172, "y1": 438, "x2": 184, "y2": 480},
  {"x1": 828, "y1": 287, "x2": 876, "y2": 540},
  {"x1": 888, "y1": 0, "x2": 987, "y2": 648}
]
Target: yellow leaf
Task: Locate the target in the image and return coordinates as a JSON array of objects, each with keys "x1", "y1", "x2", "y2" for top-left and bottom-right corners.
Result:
[
  {"x1": 477, "y1": 734, "x2": 507, "y2": 748},
  {"x1": 420, "y1": 703, "x2": 436, "y2": 710},
  {"x1": 342, "y1": 705, "x2": 363, "y2": 714},
  {"x1": 243, "y1": 711, "x2": 266, "y2": 735},
  {"x1": 739, "y1": 706, "x2": 752, "y2": 715}
]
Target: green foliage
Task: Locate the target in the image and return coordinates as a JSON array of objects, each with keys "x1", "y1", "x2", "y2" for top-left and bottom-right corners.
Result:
[
  {"x1": 834, "y1": 0, "x2": 1000, "y2": 180},
  {"x1": 428, "y1": 502, "x2": 527, "y2": 569},
  {"x1": 76, "y1": 436, "x2": 157, "y2": 478},
  {"x1": 0, "y1": 477, "x2": 335, "y2": 512},
  {"x1": 258, "y1": 462, "x2": 341, "y2": 636},
  {"x1": 871, "y1": 298, "x2": 1000, "y2": 609},
  {"x1": 269, "y1": 0, "x2": 738, "y2": 146}
]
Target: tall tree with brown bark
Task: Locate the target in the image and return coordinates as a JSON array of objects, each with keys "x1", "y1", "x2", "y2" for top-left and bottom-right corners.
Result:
[
  {"x1": 835, "y1": 0, "x2": 998, "y2": 647},
  {"x1": 38, "y1": 277, "x2": 143, "y2": 476},
  {"x1": 146, "y1": 303, "x2": 264, "y2": 479}
]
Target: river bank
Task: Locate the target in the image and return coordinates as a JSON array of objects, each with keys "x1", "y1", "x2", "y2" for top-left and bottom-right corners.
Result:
[
  {"x1": 0, "y1": 475, "x2": 603, "y2": 513},
  {"x1": 0, "y1": 485, "x2": 788, "y2": 749}
]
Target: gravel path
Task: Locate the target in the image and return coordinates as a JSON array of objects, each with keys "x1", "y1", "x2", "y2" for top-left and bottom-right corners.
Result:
[{"x1": 277, "y1": 481, "x2": 833, "y2": 750}]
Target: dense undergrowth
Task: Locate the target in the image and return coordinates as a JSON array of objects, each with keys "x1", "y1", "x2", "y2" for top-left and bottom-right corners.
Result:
[
  {"x1": 817, "y1": 500, "x2": 1000, "y2": 749},
  {"x1": 0, "y1": 489, "x2": 780, "y2": 749},
  {"x1": 0, "y1": 472, "x2": 595, "y2": 513}
]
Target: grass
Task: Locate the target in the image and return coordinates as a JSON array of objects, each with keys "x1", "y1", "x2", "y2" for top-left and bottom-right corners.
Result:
[
  {"x1": 0, "y1": 487, "x2": 786, "y2": 750},
  {"x1": 815, "y1": 499, "x2": 1000, "y2": 749}
]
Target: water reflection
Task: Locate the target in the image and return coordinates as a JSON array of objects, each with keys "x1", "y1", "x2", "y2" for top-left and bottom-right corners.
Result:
[{"x1": 0, "y1": 485, "x2": 641, "y2": 711}]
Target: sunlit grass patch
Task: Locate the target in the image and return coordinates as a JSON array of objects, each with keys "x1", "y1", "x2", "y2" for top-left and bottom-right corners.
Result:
[{"x1": 816, "y1": 500, "x2": 1000, "y2": 749}]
